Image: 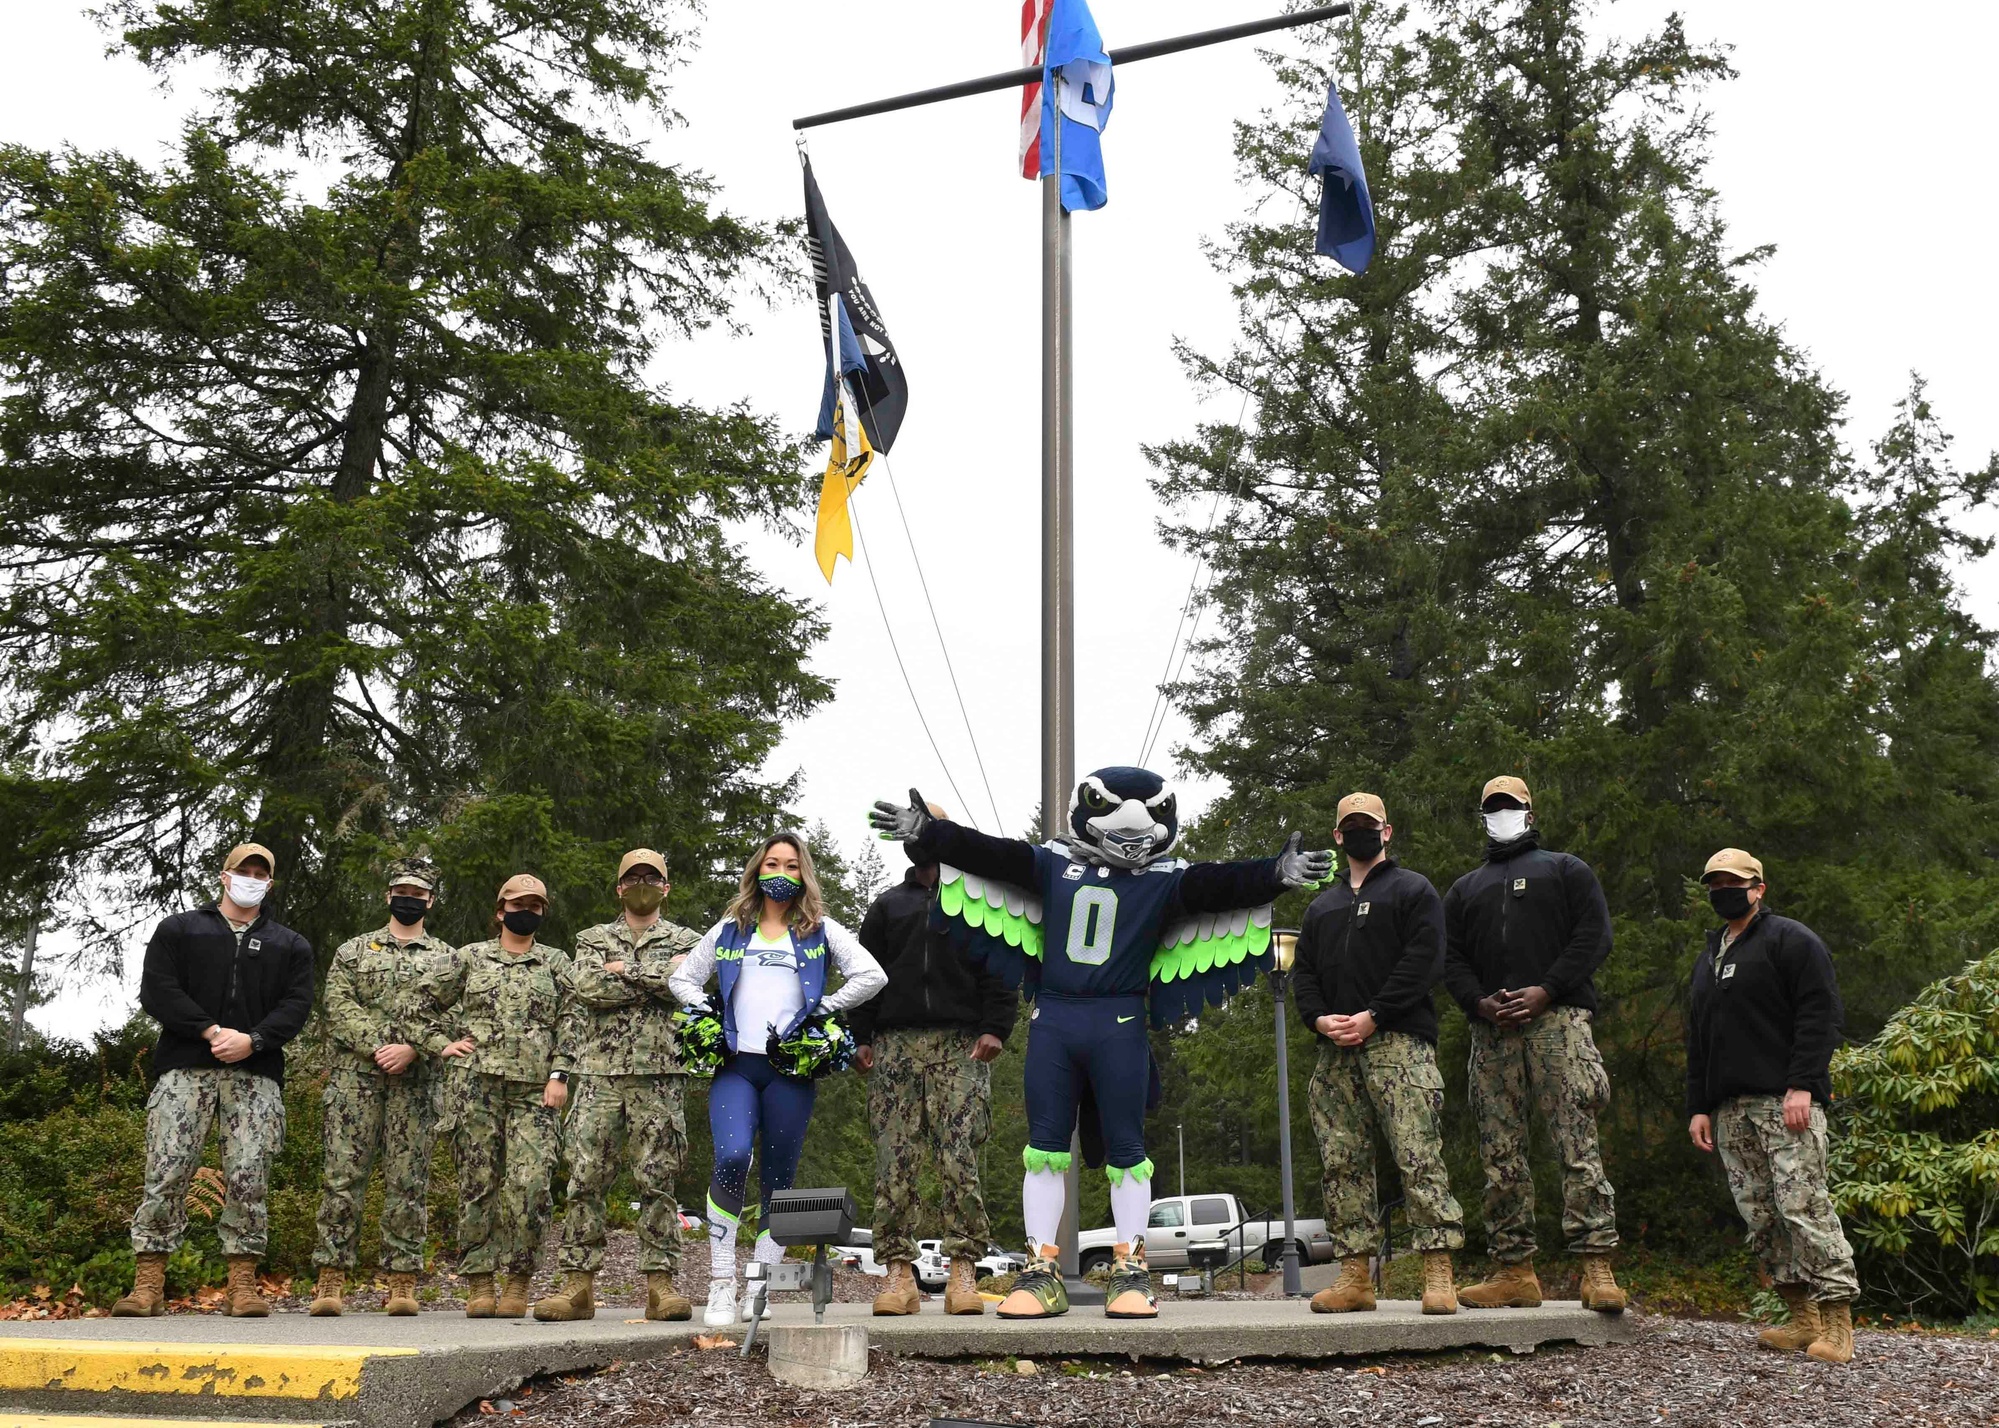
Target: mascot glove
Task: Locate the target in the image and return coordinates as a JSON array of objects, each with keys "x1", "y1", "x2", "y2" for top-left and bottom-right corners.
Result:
[
  {"x1": 868, "y1": 787, "x2": 934, "y2": 843},
  {"x1": 1275, "y1": 832, "x2": 1335, "y2": 889}
]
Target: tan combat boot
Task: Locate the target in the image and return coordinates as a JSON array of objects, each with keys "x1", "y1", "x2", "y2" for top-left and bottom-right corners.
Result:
[
  {"x1": 1458, "y1": 1258, "x2": 1541, "y2": 1309},
  {"x1": 496, "y1": 1273, "x2": 533, "y2": 1318},
  {"x1": 1579, "y1": 1253, "x2": 1627, "y2": 1314},
  {"x1": 533, "y1": 1270, "x2": 595, "y2": 1322},
  {"x1": 111, "y1": 1251, "x2": 168, "y2": 1317},
  {"x1": 465, "y1": 1273, "x2": 497, "y2": 1317},
  {"x1": 872, "y1": 1260, "x2": 922, "y2": 1316},
  {"x1": 1757, "y1": 1283, "x2": 1821, "y2": 1351},
  {"x1": 225, "y1": 1255, "x2": 270, "y2": 1317},
  {"x1": 1309, "y1": 1256, "x2": 1376, "y2": 1313},
  {"x1": 384, "y1": 1272, "x2": 419, "y2": 1316},
  {"x1": 1420, "y1": 1250, "x2": 1459, "y2": 1315},
  {"x1": 944, "y1": 1257, "x2": 985, "y2": 1315},
  {"x1": 309, "y1": 1266, "x2": 345, "y2": 1317},
  {"x1": 645, "y1": 1271, "x2": 692, "y2": 1322},
  {"x1": 1806, "y1": 1300, "x2": 1855, "y2": 1364}
]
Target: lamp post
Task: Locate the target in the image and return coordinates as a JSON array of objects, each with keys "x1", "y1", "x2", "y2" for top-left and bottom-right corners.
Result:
[{"x1": 1270, "y1": 927, "x2": 1303, "y2": 1298}]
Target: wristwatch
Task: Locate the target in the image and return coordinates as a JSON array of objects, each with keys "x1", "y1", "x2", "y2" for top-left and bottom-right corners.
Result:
[
  {"x1": 249, "y1": 1031, "x2": 267, "y2": 1054},
  {"x1": 548, "y1": 1070, "x2": 569, "y2": 1084}
]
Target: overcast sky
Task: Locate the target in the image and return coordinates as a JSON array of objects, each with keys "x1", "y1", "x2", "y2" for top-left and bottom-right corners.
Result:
[{"x1": 8, "y1": 1, "x2": 1997, "y2": 1037}]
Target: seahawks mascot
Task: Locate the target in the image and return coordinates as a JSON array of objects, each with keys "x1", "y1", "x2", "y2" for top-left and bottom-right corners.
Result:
[{"x1": 870, "y1": 769, "x2": 1330, "y2": 1319}]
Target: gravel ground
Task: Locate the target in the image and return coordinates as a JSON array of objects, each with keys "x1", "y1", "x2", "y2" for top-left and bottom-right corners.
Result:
[{"x1": 448, "y1": 1316, "x2": 1999, "y2": 1428}]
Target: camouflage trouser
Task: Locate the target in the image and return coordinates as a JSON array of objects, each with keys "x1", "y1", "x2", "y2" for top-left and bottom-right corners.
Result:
[
  {"x1": 1468, "y1": 1007, "x2": 1618, "y2": 1261},
  {"x1": 446, "y1": 1071, "x2": 561, "y2": 1275},
  {"x1": 311, "y1": 1064, "x2": 439, "y2": 1272},
  {"x1": 1309, "y1": 1032, "x2": 1465, "y2": 1259},
  {"x1": 1714, "y1": 1094, "x2": 1860, "y2": 1302},
  {"x1": 868, "y1": 1027, "x2": 994, "y2": 1265},
  {"x1": 556, "y1": 1074, "x2": 687, "y2": 1274},
  {"x1": 130, "y1": 1067, "x2": 287, "y2": 1258}
]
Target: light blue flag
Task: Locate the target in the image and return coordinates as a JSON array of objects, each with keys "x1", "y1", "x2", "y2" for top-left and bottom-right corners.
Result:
[
  {"x1": 1310, "y1": 78, "x2": 1375, "y2": 274},
  {"x1": 814, "y1": 293, "x2": 867, "y2": 439},
  {"x1": 1038, "y1": 0, "x2": 1113, "y2": 213}
]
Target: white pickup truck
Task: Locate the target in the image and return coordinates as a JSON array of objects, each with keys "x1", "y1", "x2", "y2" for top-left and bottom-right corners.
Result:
[{"x1": 1076, "y1": 1192, "x2": 1336, "y2": 1274}]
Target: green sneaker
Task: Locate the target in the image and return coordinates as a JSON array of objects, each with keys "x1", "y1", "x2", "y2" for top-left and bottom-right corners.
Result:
[
  {"x1": 1105, "y1": 1240, "x2": 1158, "y2": 1319},
  {"x1": 996, "y1": 1254, "x2": 1069, "y2": 1319}
]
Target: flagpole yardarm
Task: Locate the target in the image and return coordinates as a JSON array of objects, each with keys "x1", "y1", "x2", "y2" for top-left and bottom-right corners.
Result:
[{"x1": 790, "y1": 3, "x2": 1352, "y2": 130}]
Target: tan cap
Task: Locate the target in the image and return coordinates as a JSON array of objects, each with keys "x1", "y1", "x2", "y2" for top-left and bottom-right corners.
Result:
[
  {"x1": 1336, "y1": 792, "x2": 1388, "y2": 825},
  {"x1": 385, "y1": 856, "x2": 439, "y2": 892},
  {"x1": 497, "y1": 873, "x2": 549, "y2": 903},
  {"x1": 1481, "y1": 776, "x2": 1532, "y2": 807},
  {"x1": 222, "y1": 842, "x2": 276, "y2": 874},
  {"x1": 617, "y1": 848, "x2": 670, "y2": 881},
  {"x1": 1701, "y1": 848, "x2": 1764, "y2": 883}
]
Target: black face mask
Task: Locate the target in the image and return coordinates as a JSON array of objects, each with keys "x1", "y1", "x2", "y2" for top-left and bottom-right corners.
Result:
[
  {"x1": 388, "y1": 895, "x2": 430, "y2": 926},
  {"x1": 1708, "y1": 886, "x2": 1755, "y2": 922},
  {"x1": 502, "y1": 909, "x2": 544, "y2": 936},
  {"x1": 1340, "y1": 826, "x2": 1385, "y2": 862}
]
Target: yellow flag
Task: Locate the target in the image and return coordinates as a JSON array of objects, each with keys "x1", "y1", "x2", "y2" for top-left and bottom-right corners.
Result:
[{"x1": 814, "y1": 377, "x2": 874, "y2": 582}]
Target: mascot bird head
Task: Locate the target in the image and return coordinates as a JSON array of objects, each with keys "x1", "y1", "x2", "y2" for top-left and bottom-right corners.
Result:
[{"x1": 1068, "y1": 766, "x2": 1180, "y2": 869}]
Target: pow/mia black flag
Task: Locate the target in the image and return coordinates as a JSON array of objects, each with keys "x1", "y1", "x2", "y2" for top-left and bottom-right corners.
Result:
[{"x1": 803, "y1": 154, "x2": 908, "y2": 453}]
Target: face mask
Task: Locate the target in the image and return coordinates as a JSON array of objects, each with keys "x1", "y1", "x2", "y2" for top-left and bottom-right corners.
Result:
[
  {"x1": 1339, "y1": 826, "x2": 1384, "y2": 862},
  {"x1": 502, "y1": 908, "x2": 544, "y2": 936},
  {"x1": 759, "y1": 873, "x2": 802, "y2": 903},
  {"x1": 388, "y1": 894, "x2": 430, "y2": 926},
  {"x1": 1708, "y1": 885, "x2": 1754, "y2": 921},
  {"x1": 225, "y1": 873, "x2": 271, "y2": 908},
  {"x1": 1483, "y1": 809, "x2": 1531, "y2": 842},
  {"x1": 620, "y1": 883, "x2": 665, "y2": 915}
]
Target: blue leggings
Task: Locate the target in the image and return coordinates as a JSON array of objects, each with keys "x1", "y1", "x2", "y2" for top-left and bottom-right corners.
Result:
[
  {"x1": 1024, "y1": 992, "x2": 1150, "y2": 1169},
  {"x1": 706, "y1": 1053, "x2": 818, "y2": 1223}
]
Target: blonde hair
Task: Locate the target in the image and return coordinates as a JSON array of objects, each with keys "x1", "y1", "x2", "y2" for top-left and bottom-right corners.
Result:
[{"x1": 725, "y1": 831, "x2": 826, "y2": 937}]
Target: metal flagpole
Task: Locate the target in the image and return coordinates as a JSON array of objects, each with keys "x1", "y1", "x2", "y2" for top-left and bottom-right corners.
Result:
[{"x1": 1043, "y1": 86, "x2": 1091, "y2": 1294}]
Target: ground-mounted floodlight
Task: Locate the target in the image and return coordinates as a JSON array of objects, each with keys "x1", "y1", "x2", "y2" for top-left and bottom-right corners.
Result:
[{"x1": 763, "y1": 1187, "x2": 856, "y2": 1324}]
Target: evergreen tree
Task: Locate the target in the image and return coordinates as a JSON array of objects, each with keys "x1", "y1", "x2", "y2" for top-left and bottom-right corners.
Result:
[
  {"x1": 0, "y1": 0, "x2": 827, "y2": 963},
  {"x1": 1150, "y1": 0, "x2": 1999, "y2": 1246}
]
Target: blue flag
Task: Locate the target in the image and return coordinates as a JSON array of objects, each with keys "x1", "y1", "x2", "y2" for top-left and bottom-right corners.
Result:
[
  {"x1": 1310, "y1": 79, "x2": 1374, "y2": 274},
  {"x1": 1038, "y1": 0, "x2": 1113, "y2": 213}
]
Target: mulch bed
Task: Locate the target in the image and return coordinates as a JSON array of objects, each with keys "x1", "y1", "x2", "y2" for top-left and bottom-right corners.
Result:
[{"x1": 447, "y1": 1315, "x2": 1999, "y2": 1428}]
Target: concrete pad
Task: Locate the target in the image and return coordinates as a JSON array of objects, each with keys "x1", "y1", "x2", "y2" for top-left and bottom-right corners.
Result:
[
  {"x1": 0, "y1": 1299, "x2": 1637, "y2": 1428},
  {"x1": 763, "y1": 1325, "x2": 868, "y2": 1389}
]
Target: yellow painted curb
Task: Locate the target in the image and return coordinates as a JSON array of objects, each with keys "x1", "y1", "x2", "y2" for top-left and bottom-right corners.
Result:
[
  {"x1": 1, "y1": 1417, "x2": 337, "y2": 1428},
  {"x1": 0, "y1": 1340, "x2": 417, "y2": 1400}
]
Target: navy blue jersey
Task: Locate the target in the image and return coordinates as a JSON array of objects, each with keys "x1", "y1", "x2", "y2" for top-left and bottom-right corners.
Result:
[{"x1": 1029, "y1": 845, "x2": 1188, "y2": 998}]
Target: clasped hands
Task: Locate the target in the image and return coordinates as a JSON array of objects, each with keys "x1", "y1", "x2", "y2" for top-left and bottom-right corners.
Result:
[
  {"x1": 1475, "y1": 985, "x2": 1552, "y2": 1028},
  {"x1": 203, "y1": 1024, "x2": 254, "y2": 1063},
  {"x1": 1315, "y1": 1010, "x2": 1376, "y2": 1046}
]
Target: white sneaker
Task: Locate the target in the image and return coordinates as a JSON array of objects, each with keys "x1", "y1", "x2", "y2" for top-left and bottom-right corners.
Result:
[
  {"x1": 703, "y1": 1278, "x2": 737, "y2": 1328},
  {"x1": 739, "y1": 1284, "x2": 764, "y2": 1322}
]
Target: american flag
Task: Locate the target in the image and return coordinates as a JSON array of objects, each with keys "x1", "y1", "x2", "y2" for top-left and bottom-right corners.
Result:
[{"x1": 1018, "y1": 0, "x2": 1053, "y2": 179}]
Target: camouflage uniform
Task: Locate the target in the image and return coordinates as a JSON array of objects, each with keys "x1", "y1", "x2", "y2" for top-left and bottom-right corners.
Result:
[
  {"x1": 130, "y1": 1067, "x2": 288, "y2": 1257},
  {"x1": 1714, "y1": 1094, "x2": 1859, "y2": 1301},
  {"x1": 553, "y1": 916, "x2": 703, "y2": 1275},
  {"x1": 311, "y1": 924, "x2": 453, "y2": 1273},
  {"x1": 1308, "y1": 1031, "x2": 1466, "y2": 1259},
  {"x1": 417, "y1": 938, "x2": 572, "y2": 1276},
  {"x1": 868, "y1": 1027, "x2": 994, "y2": 1265},
  {"x1": 1467, "y1": 1006, "x2": 1618, "y2": 1262}
]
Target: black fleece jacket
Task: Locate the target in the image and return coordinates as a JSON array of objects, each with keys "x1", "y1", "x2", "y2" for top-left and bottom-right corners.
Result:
[
  {"x1": 140, "y1": 903, "x2": 316, "y2": 1083},
  {"x1": 849, "y1": 867, "x2": 1020, "y2": 1046},
  {"x1": 1293, "y1": 858, "x2": 1445, "y2": 1044},
  {"x1": 1685, "y1": 909, "x2": 1845, "y2": 1115},
  {"x1": 1441, "y1": 834, "x2": 1613, "y2": 1017}
]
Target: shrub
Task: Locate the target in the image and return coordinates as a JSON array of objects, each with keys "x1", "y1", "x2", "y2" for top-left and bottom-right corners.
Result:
[{"x1": 1830, "y1": 949, "x2": 1999, "y2": 1316}]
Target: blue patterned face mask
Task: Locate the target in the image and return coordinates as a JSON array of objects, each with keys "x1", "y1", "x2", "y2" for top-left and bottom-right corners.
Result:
[{"x1": 759, "y1": 873, "x2": 803, "y2": 903}]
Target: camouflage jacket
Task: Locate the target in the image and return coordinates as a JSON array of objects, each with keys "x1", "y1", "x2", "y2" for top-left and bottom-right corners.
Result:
[
  {"x1": 558, "y1": 916, "x2": 703, "y2": 1076},
  {"x1": 322, "y1": 925, "x2": 456, "y2": 1072},
  {"x1": 414, "y1": 938, "x2": 572, "y2": 1084}
]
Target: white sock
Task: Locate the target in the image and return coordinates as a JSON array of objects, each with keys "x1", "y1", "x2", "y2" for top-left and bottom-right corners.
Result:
[
  {"x1": 1109, "y1": 1171, "x2": 1152, "y2": 1249},
  {"x1": 1022, "y1": 1167, "x2": 1067, "y2": 1250},
  {"x1": 708, "y1": 1217, "x2": 738, "y2": 1282},
  {"x1": 752, "y1": 1232, "x2": 785, "y2": 1266}
]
